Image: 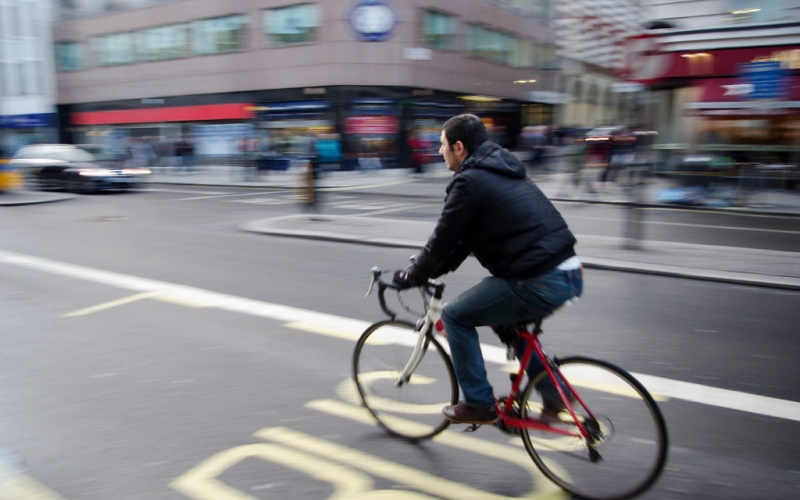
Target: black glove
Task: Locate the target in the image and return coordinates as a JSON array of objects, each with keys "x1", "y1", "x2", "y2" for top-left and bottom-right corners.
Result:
[{"x1": 392, "y1": 270, "x2": 413, "y2": 290}]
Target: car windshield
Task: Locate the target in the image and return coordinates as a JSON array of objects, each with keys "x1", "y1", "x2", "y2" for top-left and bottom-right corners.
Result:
[{"x1": 41, "y1": 148, "x2": 97, "y2": 162}]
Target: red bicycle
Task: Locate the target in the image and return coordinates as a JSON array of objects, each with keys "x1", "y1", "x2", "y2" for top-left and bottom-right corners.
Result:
[{"x1": 353, "y1": 267, "x2": 668, "y2": 500}]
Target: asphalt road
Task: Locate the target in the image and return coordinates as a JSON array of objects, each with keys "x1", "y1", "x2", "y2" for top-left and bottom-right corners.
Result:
[{"x1": 1, "y1": 186, "x2": 798, "y2": 499}]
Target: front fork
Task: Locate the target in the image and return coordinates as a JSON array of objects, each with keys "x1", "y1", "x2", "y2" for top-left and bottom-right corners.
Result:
[{"x1": 395, "y1": 317, "x2": 433, "y2": 387}]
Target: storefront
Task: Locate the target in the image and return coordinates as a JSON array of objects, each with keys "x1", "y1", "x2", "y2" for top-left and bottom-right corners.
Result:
[
  {"x1": 0, "y1": 113, "x2": 58, "y2": 156},
  {"x1": 621, "y1": 24, "x2": 800, "y2": 191},
  {"x1": 61, "y1": 87, "x2": 528, "y2": 170}
]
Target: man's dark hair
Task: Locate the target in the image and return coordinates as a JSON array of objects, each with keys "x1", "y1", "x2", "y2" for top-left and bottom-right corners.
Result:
[{"x1": 442, "y1": 114, "x2": 488, "y2": 156}]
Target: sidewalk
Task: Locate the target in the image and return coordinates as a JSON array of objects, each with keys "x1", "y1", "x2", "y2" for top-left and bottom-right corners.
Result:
[{"x1": 240, "y1": 214, "x2": 800, "y2": 291}]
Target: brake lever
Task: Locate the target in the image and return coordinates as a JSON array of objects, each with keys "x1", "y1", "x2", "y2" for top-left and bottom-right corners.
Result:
[{"x1": 366, "y1": 266, "x2": 381, "y2": 297}]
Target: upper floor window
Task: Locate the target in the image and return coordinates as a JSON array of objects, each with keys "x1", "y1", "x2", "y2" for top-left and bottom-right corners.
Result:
[
  {"x1": 55, "y1": 41, "x2": 83, "y2": 71},
  {"x1": 138, "y1": 24, "x2": 190, "y2": 61},
  {"x1": 193, "y1": 15, "x2": 248, "y2": 55},
  {"x1": 93, "y1": 32, "x2": 135, "y2": 66},
  {"x1": 264, "y1": 3, "x2": 320, "y2": 47},
  {"x1": 421, "y1": 10, "x2": 456, "y2": 50},
  {"x1": 466, "y1": 24, "x2": 512, "y2": 64},
  {"x1": 537, "y1": 43, "x2": 556, "y2": 70},
  {"x1": 510, "y1": 37, "x2": 533, "y2": 68}
]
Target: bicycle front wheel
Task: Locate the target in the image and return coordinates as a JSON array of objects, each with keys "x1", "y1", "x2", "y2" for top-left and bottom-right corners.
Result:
[
  {"x1": 353, "y1": 320, "x2": 458, "y2": 442},
  {"x1": 520, "y1": 356, "x2": 668, "y2": 500}
]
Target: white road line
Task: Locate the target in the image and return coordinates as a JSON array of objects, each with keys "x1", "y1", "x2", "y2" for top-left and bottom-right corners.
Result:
[
  {"x1": 175, "y1": 191, "x2": 287, "y2": 202},
  {"x1": 2, "y1": 247, "x2": 799, "y2": 423},
  {"x1": 143, "y1": 188, "x2": 232, "y2": 195}
]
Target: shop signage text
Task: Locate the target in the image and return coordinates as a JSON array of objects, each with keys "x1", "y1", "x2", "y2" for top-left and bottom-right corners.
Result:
[{"x1": 752, "y1": 49, "x2": 800, "y2": 70}]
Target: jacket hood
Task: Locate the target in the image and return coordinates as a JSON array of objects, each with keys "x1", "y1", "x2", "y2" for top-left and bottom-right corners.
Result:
[{"x1": 458, "y1": 141, "x2": 526, "y2": 179}]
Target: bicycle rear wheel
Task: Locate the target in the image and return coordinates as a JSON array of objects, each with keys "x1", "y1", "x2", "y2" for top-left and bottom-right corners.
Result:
[
  {"x1": 520, "y1": 356, "x2": 668, "y2": 500},
  {"x1": 352, "y1": 320, "x2": 458, "y2": 441}
]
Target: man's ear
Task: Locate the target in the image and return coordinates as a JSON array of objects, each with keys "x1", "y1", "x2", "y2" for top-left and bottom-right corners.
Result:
[{"x1": 454, "y1": 140, "x2": 466, "y2": 158}]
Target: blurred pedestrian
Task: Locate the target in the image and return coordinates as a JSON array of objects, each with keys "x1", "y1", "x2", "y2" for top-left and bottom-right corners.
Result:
[
  {"x1": 557, "y1": 134, "x2": 593, "y2": 199},
  {"x1": 316, "y1": 133, "x2": 342, "y2": 172},
  {"x1": 238, "y1": 136, "x2": 258, "y2": 180},
  {"x1": 597, "y1": 127, "x2": 636, "y2": 188},
  {"x1": 408, "y1": 128, "x2": 431, "y2": 175},
  {"x1": 175, "y1": 137, "x2": 194, "y2": 173}
]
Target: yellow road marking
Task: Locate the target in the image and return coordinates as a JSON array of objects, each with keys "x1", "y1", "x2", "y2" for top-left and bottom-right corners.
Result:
[
  {"x1": 284, "y1": 321, "x2": 362, "y2": 342},
  {"x1": 303, "y1": 399, "x2": 568, "y2": 499},
  {"x1": 498, "y1": 366, "x2": 669, "y2": 402},
  {"x1": 171, "y1": 443, "x2": 374, "y2": 500},
  {"x1": 257, "y1": 426, "x2": 561, "y2": 500},
  {"x1": 0, "y1": 473, "x2": 66, "y2": 500},
  {"x1": 63, "y1": 291, "x2": 156, "y2": 317},
  {"x1": 63, "y1": 290, "x2": 213, "y2": 317}
]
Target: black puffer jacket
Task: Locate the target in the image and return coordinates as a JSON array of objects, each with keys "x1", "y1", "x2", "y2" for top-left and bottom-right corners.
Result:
[{"x1": 407, "y1": 141, "x2": 576, "y2": 283}]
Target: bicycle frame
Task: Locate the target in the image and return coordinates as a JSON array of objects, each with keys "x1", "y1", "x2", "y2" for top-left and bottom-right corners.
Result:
[
  {"x1": 500, "y1": 326, "x2": 600, "y2": 442},
  {"x1": 369, "y1": 268, "x2": 598, "y2": 443},
  {"x1": 395, "y1": 289, "x2": 445, "y2": 387}
]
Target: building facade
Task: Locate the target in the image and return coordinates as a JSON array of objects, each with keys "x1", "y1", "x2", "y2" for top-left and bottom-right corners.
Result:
[
  {"x1": 51, "y1": 0, "x2": 561, "y2": 168},
  {"x1": 637, "y1": 0, "x2": 800, "y2": 166},
  {"x1": 554, "y1": 0, "x2": 648, "y2": 128},
  {"x1": 0, "y1": 0, "x2": 58, "y2": 157}
]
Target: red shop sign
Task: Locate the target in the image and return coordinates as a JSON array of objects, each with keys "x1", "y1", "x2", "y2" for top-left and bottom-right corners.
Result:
[{"x1": 345, "y1": 116, "x2": 398, "y2": 135}]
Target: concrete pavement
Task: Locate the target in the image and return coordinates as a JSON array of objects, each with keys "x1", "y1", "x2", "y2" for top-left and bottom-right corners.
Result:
[{"x1": 3, "y1": 164, "x2": 799, "y2": 290}]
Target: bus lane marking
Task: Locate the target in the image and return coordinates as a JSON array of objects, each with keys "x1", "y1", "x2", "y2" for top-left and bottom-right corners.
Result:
[
  {"x1": 1, "y1": 247, "x2": 798, "y2": 422},
  {"x1": 63, "y1": 291, "x2": 157, "y2": 317},
  {"x1": 0, "y1": 473, "x2": 66, "y2": 500},
  {"x1": 170, "y1": 443, "x2": 377, "y2": 500},
  {"x1": 63, "y1": 290, "x2": 211, "y2": 317},
  {"x1": 257, "y1": 426, "x2": 566, "y2": 500}
]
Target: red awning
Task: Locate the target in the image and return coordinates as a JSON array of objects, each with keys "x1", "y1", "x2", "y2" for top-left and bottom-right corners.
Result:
[{"x1": 72, "y1": 103, "x2": 255, "y2": 125}]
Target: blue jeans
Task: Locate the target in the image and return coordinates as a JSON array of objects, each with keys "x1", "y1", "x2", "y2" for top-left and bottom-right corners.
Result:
[{"x1": 441, "y1": 267, "x2": 583, "y2": 409}]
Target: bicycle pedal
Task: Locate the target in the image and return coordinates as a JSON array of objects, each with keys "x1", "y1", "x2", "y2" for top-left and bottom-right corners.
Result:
[{"x1": 463, "y1": 424, "x2": 481, "y2": 432}]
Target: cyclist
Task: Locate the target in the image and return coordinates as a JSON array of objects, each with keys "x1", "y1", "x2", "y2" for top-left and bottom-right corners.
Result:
[{"x1": 393, "y1": 113, "x2": 583, "y2": 425}]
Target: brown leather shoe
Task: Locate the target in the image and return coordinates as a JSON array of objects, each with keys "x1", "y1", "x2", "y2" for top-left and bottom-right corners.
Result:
[{"x1": 442, "y1": 402, "x2": 498, "y2": 424}]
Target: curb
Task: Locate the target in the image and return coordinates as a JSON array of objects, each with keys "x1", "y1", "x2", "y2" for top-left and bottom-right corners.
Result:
[
  {"x1": 239, "y1": 215, "x2": 800, "y2": 291},
  {"x1": 0, "y1": 191, "x2": 77, "y2": 206}
]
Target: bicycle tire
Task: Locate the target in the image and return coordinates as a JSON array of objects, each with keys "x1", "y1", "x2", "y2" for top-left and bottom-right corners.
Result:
[
  {"x1": 352, "y1": 319, "x2": 458, "y2": 442},
  {"x1": 519, "y1": 356, "x2": 668, "y2": 500}
]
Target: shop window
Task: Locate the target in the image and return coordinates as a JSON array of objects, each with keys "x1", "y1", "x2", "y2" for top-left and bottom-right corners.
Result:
[
  {"x1": 264, "y1": 4, "x2": 320, "y2": 47},
  {"x1": 93, "y1": 32, "x2": 135, "y2": 66},
  {"x1": 138, "y1": 24, "x2": 190, "y2": 61},
  {"x1": 193, "y1": 15, "x2": 248, "y2": 55},
  {"x1": 421, "y1": 10, "x2": 456, "y2": 51},
  {"x1": 55, "y1": 41, "x2": 83, "y2": 71}
]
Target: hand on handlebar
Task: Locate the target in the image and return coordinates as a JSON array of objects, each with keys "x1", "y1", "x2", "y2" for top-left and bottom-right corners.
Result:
[{"x1": 392, "y1": 270, "x2": 413, "y2": 290}]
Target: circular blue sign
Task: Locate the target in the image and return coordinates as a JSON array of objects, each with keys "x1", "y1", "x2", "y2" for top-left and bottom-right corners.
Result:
[{"x1": 348, "y1": 0, "x2": 398, "y2": 42}]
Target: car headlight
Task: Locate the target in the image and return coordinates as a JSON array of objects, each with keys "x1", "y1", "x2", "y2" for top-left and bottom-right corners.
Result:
[
  {"x1": 121, "y1": 168, "x2": 152, "y2": 175},
  {"x1": 79, "y1": 168, "x2": 113, "y2": 176}
]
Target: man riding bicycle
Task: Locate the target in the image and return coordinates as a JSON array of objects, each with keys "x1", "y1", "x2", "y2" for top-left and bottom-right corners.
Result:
[{"x1": 393, "y1": 114, "x2": 583, "y2": 425}]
